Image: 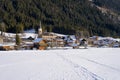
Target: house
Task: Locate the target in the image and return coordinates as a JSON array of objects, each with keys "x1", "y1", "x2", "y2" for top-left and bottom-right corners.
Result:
[
  {"x1": 21, "y1": 33, "x2": 37, "y2": 41},
  {"x1": 0, "y1": 36, "x2": 3, "y2": 44},
  {"x1": 72, "y1": 43, "x2": 79, "y2": 49},
  {"x1": 42, "y1": 32, "x2": 57, "y2": 40},
  {"x1": 112, "y1": 41, "x2": 120, "y2": 48},
  {"x1": 56, "y1": 38, "x2": 65, "y2": 47},
  {"x1": 88, "y1": 36, "x2": 98, "y2": 47},
  {"x1": 21, "y1": 42, "x2": 34, "y2": 50},
  {"x1": 0, "y1": 43, "x2": 15, "y2": 51},
  {"x1": 65, "y1": 35, "x2": 76, "y2": 46},
  {"x1": 89, "y1": 36, "x2": 120, "y2": 48},
  {"x1": 33, "y1": 38, "x2": 48, "y2": 50}
]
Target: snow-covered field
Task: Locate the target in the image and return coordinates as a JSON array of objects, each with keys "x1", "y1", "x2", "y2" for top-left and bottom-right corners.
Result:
[{"x1": 0, "y1": 48, "x2": 120, "y2": 80}]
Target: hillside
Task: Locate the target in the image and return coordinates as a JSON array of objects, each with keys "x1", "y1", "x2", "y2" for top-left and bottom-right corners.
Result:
[
  {"x1": 93, "y1": 0, "x2": 120, "y2": 13},
  {"x1": 0, "y1": 0, "x2": 120, "y2": 37}
]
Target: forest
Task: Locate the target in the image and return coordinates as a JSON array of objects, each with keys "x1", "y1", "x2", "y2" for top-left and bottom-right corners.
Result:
[
  {"x1": 0, "y1": 0, "x2": 120, "y2": 37},
  {"x1": 93, "y1": 0, "x2": 120, "y2": 14}
]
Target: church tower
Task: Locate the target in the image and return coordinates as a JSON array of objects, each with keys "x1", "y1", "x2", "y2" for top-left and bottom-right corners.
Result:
[{"x1": 38, "y1": 21, "x2": 42, "y2": 38}]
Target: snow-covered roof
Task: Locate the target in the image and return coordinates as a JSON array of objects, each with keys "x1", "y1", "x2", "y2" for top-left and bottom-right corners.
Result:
[
  {"x1": 0, "y1": 43, "x2": 15, "y2": 46},
  {"x1": 24, "y1": 42, "x2": 34, "y2": 45},
  {"x1": 33, "y1": 38, "x2": 43, "y2": 43},
  {"x1": 64, "y1": 35, "x2": 76, "y2": 41},
  {"x1": 98, "y1": 37, "x2": 120, "y2": 42},
  {"x1": 4, "y1": 32, "x2": 16, "y2": 37},
  {"x1": 72, "y1": 43, "x2": 78, "y2": 47},
  {"x1": 67, "y1": 39, "x2": 74, "y2": 43},
  {"x1": 54, "y1": 33, "x2": 66, "y2": 37},
  {"x1": 21, "y1": 33, "x2": 37, "y2": 39},
  {"x1": 70, "y1": 35, "x2": 76, "y2": 41},
  {"x1": 113, "y1": 38, "x2": 120, "y2": 42}
]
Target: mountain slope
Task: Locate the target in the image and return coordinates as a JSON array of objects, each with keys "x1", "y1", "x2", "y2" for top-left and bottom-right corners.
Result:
[
  {"x1": 93, "y1": 0, "x2": 120, "y2": 13},
  {"x1": 0, "y1": 0, "x2": 120, "y2": 37}
]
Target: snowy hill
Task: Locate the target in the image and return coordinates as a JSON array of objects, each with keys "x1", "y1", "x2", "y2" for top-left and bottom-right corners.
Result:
[{"x1": 0, "y1": 48, "x2": 120, "y2": 80}]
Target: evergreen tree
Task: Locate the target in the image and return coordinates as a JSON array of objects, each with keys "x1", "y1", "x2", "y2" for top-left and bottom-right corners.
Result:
[
  {"x1": 16, "y1": 34, "x2": 21, "y2": 46},
  {"x1": 16, "y1": 23, "x2": 24, "y2": 33}
]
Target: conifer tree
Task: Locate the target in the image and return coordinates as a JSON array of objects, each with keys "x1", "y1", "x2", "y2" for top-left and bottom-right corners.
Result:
[
  {"x1": 16, "y1": 34, "x2": 21, "y2": 46},
  {"x1": 16, "y1": 23, "x2": 24, "y2": 33}
]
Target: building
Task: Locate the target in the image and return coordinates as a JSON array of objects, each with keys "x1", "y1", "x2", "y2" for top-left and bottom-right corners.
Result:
[
  {"x1": 0, "y1": 36, "x2": 3, "y2": 44},
  {"x1": 88, "y1": 36, "x2": 98, "y2": 47},
  {"x1": 42, "y1": 32, "x2": 57, "y2": 40},
  {"x1": 0, "y1": 43, "x2": 15, "y2": 51},
  {"x1": 56, "y1": 38, "x2": 65, "y2": 47},
  {"x1": 65, "y1": 35, "x2": 76, "y2": 46},
  {"x1": 33, "y1": 38, "x2": 48, "y2": 50},
  {"x1": 37, "y1": 22, "x2": 65, "y2": 48},
  {"x1": 38, "y1": 21, "x2": 42, "y2": 38}
]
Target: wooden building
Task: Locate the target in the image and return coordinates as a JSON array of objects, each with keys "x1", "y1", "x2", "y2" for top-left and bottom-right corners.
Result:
[
  {"x1": 0, "y1": 43, "x2": 15, "y2": 51},
  {"x1": 0, "y1": 36, "x2": 3, "y2": 44},
  {"x1": 42, "y1": 32, "x2": 57, "y2": 40},
  {"x1": 33, "y1": 38, "x2": 48, "y2": 50}
]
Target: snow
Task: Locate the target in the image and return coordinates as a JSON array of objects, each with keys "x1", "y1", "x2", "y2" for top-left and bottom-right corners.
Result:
[
  {"x1": 21, "y1": 33, "x2": 37, "y2": 39},
  {"x1": 0, "y1": 31, "x2": 37, "y2": 39},
  {"x1": 88, "y1": 0, "x2": 93, "y2": 1},
  {"x1": 70, "y1": 35, "x2": 76, "y2": 41},
  {"x1": 4, "y1": 32, "x2": 16, "y2": 37},
  {"x1": 33, "y1": 38, "x2": 43, "y2": 43},
  {"x1": 54, "y1": 33, "x2": 66, "y2": 37},
  {"x1": 0, "y1": 48, "x2": 120, "y2": 80},
  {"x1": 0, "y1": 43, "x2": 15, "y2": 46}
]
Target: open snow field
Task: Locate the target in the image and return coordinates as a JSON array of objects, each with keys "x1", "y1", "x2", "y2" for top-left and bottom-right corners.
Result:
[{"x1": 0, "y1": 48, "x2": 120, "y2": 80}]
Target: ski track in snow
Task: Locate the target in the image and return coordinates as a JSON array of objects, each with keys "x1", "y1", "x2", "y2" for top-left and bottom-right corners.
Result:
[
  {"x1": 27, "y1": 52, "x2": 103, "y2": 80},
  {"x1": 59, "y1": 51, "x2": 120, "y2": 73},
  {"x1": 56, "y1": 53, "x2": 104, "y2": 80},
  {"x1": 27, "y1": 53, "x2": 83, "y2": 80},
  {"x1": 74, "y1": 55, "x2": 120, "y2": 73}
]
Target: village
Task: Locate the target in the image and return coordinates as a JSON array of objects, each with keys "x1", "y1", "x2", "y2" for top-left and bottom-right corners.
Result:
[{"x1": 0, "y1": 22, "x2": 120, "y2": 51}]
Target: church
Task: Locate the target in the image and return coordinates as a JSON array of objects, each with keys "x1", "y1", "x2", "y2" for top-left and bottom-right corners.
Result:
[
  {"x1": 38, "y1": 21, "x2": 57, "y2": 40},
  {"x1": 38, "y1": 21, "x2": 43, "y2": 38}
]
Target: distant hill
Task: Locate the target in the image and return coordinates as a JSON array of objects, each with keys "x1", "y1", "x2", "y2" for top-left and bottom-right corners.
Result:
[{"x1": 0, "y1": 0, "x2": 120, "y2": 37}]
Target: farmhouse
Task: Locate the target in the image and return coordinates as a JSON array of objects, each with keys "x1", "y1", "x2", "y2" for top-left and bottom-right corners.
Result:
[
  {"x1": 0, "y1": 36, "x2": 3, "y2": 44},
  {"x1": 33, "y1": 38, "x2": 48, "y2": 50},
  {"x1": 0, "y1": 43, "x2": 15, "y2": 51}
]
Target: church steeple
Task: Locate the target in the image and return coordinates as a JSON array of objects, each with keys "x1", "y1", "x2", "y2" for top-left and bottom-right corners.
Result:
[
  {"x1": 38, "y1": 21, "x2": 42, "y2": 38},
  {"x1": 40, "y1": 21, "x2": 42, "y2": 29}
]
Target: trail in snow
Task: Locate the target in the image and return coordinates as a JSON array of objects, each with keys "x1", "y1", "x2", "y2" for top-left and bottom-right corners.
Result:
[
  {"x1": 56, "y1": 53, "x2": 104, "y2": 80},
  {"x1": 54, "y1": 49, "x2": 120, "y2": 80},
  {"x1": 59, "y1": 51, "x2": 120, "y2": 73},
  {"x1": 74, "y1": 55, "x2": 120, "y2": 72},
  {"x1": 27, "y1": 53, "x2": 88, "y2": 80}
]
